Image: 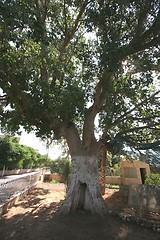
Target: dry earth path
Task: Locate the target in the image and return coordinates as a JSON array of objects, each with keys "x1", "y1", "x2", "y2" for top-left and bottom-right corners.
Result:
[{"x1": 0, "y1": 182, "x2": 159, "y2": 240}]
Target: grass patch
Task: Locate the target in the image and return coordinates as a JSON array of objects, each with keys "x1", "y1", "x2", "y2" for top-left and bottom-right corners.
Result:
[
  {"x1": 106, "y1": 184, "x2": 128, "y2": 189},
  {"x1": 50, "y1": 179, "x2": 60, "y2": 184}
]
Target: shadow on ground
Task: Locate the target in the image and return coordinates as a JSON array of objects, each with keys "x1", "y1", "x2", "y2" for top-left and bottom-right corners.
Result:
[
  {"x1": 104, "y1": 188, "x2": 129, "y2": 211},
  {"x1": 0, "y1": 185, "x2": 159, "y2": 240}
]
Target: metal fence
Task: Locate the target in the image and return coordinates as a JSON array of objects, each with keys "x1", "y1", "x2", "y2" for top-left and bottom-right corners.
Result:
[{"x1": 0, "y1": 172, "x2": 41, "y2": 205}]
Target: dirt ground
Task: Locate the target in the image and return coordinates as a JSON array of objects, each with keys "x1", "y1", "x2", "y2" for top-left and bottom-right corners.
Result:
[{"x1": 0, "y1": 182, "x2": 159, "y2": 240}]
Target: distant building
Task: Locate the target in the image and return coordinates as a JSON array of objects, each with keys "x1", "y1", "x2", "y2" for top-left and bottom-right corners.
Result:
[
  {"x1": 106, "y1": 160, "x2": 151, "y2": 185},
  {"x1": 121, "y1": 160, "x2": 150, "y2": 185}
]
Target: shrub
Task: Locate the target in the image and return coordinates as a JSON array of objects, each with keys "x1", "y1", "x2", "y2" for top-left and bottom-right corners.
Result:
[
  {"x1": 51, "y1": 179, "x2": 60, "y2": 184},
  {"x1": 145, "y1": 173, "x2": 160, "y2": 186},
  {"x1": 50, "y1": 158, "x2": 71, "y2": 184}
]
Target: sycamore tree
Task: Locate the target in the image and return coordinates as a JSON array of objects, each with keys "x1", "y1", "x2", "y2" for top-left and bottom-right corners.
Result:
[{"x1": 0, "y1": 0, "x2": 160, "y2": 215}]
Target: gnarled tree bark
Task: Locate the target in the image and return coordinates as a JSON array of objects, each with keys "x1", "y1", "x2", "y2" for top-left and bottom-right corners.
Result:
[{"x1": 59, "y1": 156, "x2": 109, "y2": 216}]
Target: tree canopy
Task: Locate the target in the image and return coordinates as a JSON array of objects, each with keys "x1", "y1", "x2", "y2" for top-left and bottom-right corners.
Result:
[{"x1": 0, "y1": 0, "x2": 160, "y2": 157}]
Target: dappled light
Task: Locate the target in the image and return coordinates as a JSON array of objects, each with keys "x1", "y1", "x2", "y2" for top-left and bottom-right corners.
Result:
[
  {"x1": 0, "y1": 183, "x2": 159, "y2": 240},
  {"x1": 0, "y1": 1, "x2": 160, "y2": 236}
]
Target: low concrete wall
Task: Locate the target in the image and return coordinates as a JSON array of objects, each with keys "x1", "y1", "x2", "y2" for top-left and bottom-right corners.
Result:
[
  {"x1": 122, "y1": 177, "x2": 140, "y2": 185},
  {"x1": 105, "y1": 176, "x2": 141, "y2": 185},
  {"x1": 106, "y1": 176, "x2": 122, "y2": 185},
  {"x1": 0, "y1": 168, "x2": 50, "y2": 177},
  {"x1": 0, "y1": 187, "x2": 34, "y2": 218},
  {"x1": 0, "y1": 168, "x2": 39, "y2": 176},
  {"x1": 128, "y1": 184, "x2": 160, "y2": 213},
  {"x1": 0, "y1": 172, "x2": 41, "y2": 218}
]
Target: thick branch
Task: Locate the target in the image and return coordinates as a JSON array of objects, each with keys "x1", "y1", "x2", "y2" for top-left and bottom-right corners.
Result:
[
  {"x1": 140, "y1": 35, "x2": 160, "y2": 52},
  {"x1": 62, "y1": 122, "x2": 82, "y2": 156},
  {"x1": 121, "y1": 35, "x2": 160, "y2": 59},
  {"x1": 134, "y1": 1, "x2": 152, "y2": 37},
  {"x1": 120, "y1": 10, "x2": 160, "y2": 58},
  {"x1": 115, "y1": 134, "x2": 160, "y2": 150},
  {"x1": 140, "y1": 10, "x2": 160, "y2": 41},
  {"x1": 118, "y1": 124, "x2": 160, "y2": 136},
  {"x1": 82, "y1": 73, "x2": 112, "y2": 150},
  {"x1": 136, "y1": 141, "x2": 160, "y2": 150},
  {"x1": 131, "y1": 63, "x2": 160, "y2": 74},
  {"x1": 59, "y1": 0, "x2": 90, "y2": 59},
  {"x1": 94, "y1": 72, "x2": 110, "y2": 109}
]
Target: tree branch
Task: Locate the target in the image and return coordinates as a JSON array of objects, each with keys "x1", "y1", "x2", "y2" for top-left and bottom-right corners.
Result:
[
  {"x1": 131, "y1": 63, "x2": 160, "y2": 74},
  {"x1": 127, "y1": 115, "x2": 160, "y2": 121},
  {"x1": 35, "y1": 0, "x2": 49, "y2": 82},
  {"x1": 62, "y1": 122, "x2": 82, "y2": 156},
  {"x1": 111, "y1": 90, "x2": 160, "y2": 127},
  {"x1": 118, "y1": 124, "x2": 160, "y2": 136},
  {"x1": 140, "y1": 10, "x2": 160, "y2": 41},
  {"x1": 82, "y1": 73, "x2": 112, "y2": 149},
  {"x1": 63, "y1": 0, "x2": 68, "y2": 36},
  {"x1": 121, "y1": 35, "x2": 160, "y2": 59},
  {"x1": 134, "y1": 1, "x2": 152, "y2": 38},
  {"x1": 59, "y1": 0, "x2": 90, "y2": 59},
  {"x1": 115, "y1": 134, "x2": 160, "y2": 150},
  {"x1": 94, "y1": 72, "x2": 110, "y2": 109},
  {"x1": 120, "y1": 10, "x2": 160, "y2": 58}
]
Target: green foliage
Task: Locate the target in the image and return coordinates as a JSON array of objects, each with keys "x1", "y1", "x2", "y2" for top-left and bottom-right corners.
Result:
[
  {"x1": 0, "y1": 0, "x2": 159, "y2": 157},
  {"x1": 0, "y1": 136, "x2": 23, "y2": 169},
  {"x1": 51, "y1": 179, "x2": 60, "y2": 184},
  {"x1": 112, "y1": 163, "x2": 121, "y2": 176},
  {"x1": 105, "y1": 184, "x2": 128, "y2": 189},
  {"x1": 50, "y1": 158, "x2": 71, "y2": 183},
  {"x1": 145, "y1": 173, "x2": 160, "y2": 186},
  {"x1": 0, "y1": 135, "x2": 51, "y2": 169}
]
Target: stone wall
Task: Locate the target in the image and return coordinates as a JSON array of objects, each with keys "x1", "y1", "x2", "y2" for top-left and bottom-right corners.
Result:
[
  {"x1": 128, "y1": 184, "x2": 160, "y2": 213},
  {"x1": 44, "y1": 173, "x2": 64, "y2": 183},
  {"x1": 105, "y1": 176, "x2": 122, "y2": 185},
  {"x1": 0, "y1": 171, "x2": 41, "y2": 217},
  {"x1": 105, "y1": 176, "x2": 142, "y2": 185},
  {"x1": 0, "y1": 167, "x2": 50, "y2": 177}
]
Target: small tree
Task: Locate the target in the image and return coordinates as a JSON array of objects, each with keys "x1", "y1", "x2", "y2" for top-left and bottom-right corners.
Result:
[
  {"x1": 0, "y1": 135, "x2": 51, "y2": 169},
  {"x1": 50, "y1": 158, "x2": 71, "y2": 184},
  {"x1": 0, "y1": 136, "x2": 23, "y2": 169}
]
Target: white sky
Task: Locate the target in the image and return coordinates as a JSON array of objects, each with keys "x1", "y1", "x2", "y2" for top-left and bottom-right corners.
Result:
[{"x1": 18, "y1": 130, "x2": 63, "y2": 160}]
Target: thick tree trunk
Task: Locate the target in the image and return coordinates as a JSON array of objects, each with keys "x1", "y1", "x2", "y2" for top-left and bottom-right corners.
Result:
[
  {"x1": 59, "y1": 156, "x2": 109, "y2": 216},
  {"x1": 99, "y1": 146, "x2": 107, "y2": 195}
]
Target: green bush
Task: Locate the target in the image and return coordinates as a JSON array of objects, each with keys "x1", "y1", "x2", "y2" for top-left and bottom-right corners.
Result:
[
  {"x1": 50, "y1": 158, "x2": 71, "y2": 184},
  {"x1": 145, "y1": 173, "x2": 160, "y2": 186},
  {"x1": 51, "y1": 179, "x2": 60, "y2": 184},
  {"x1": 0, "y1": 135, "x2": 53, "y2": 169}
]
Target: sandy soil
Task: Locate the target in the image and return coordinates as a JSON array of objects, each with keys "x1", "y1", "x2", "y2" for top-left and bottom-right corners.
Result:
[{"x1": 0, "y1": 182, "x2": 159, "y2": 240}]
